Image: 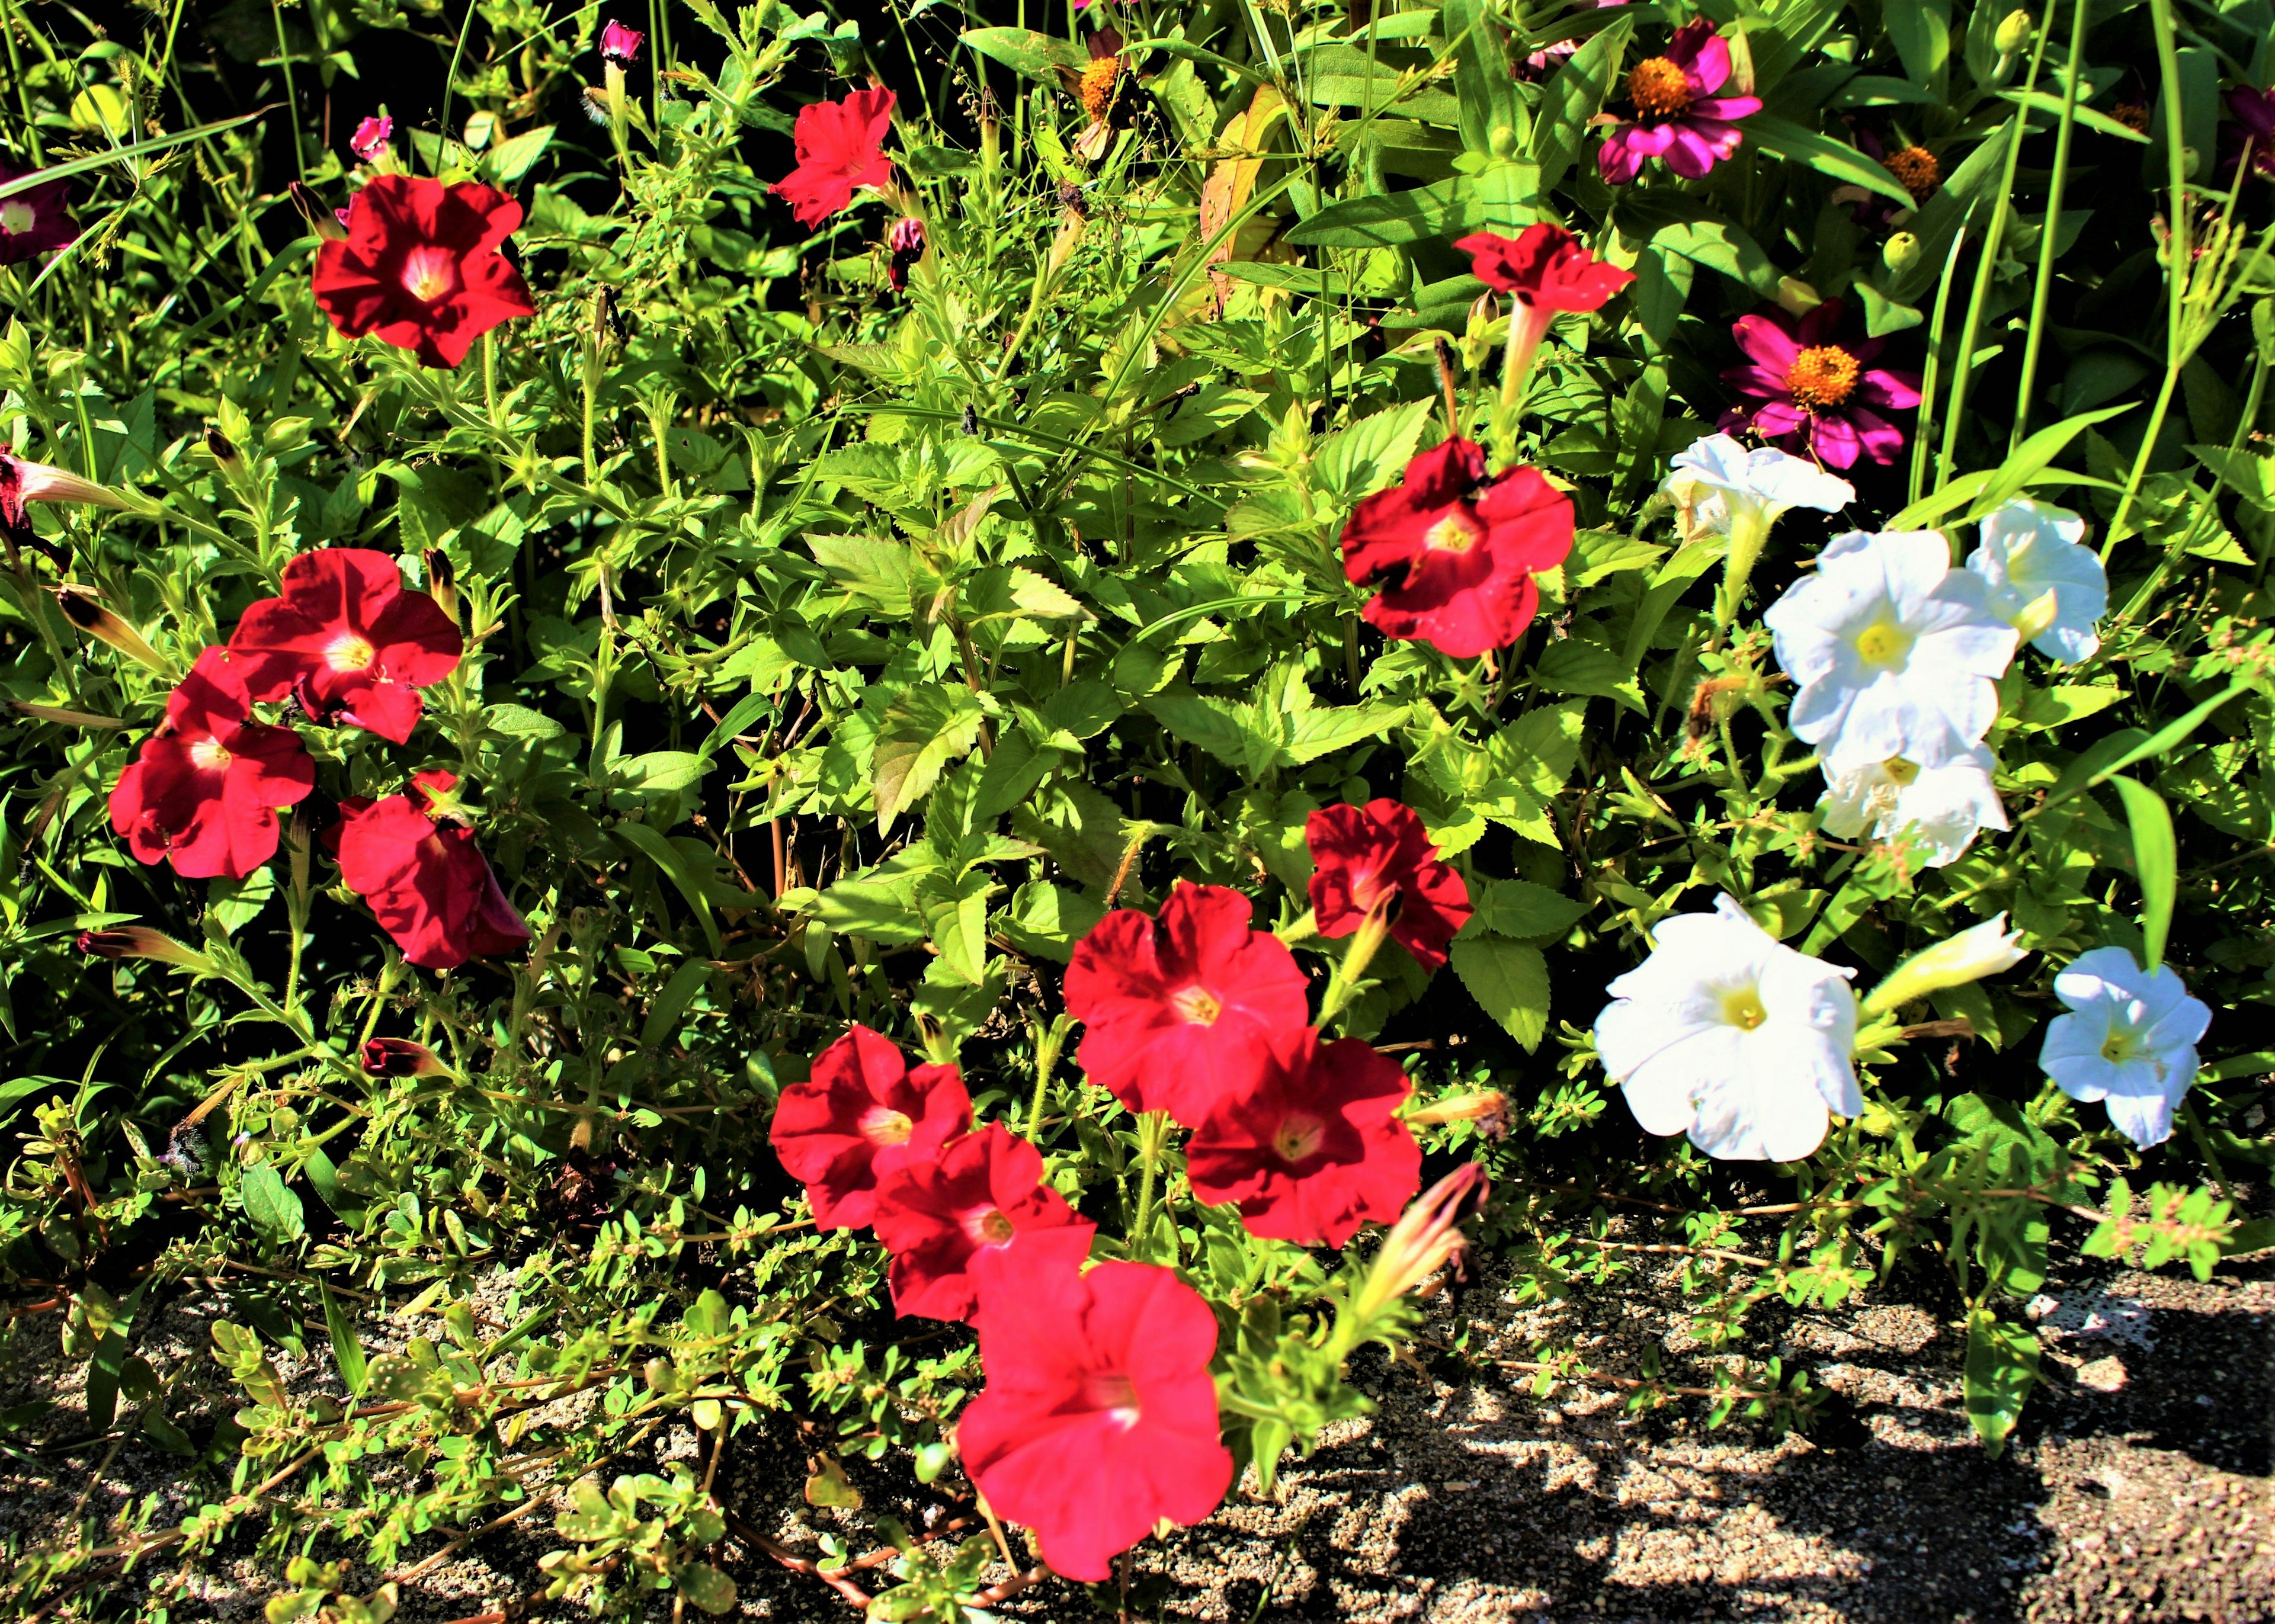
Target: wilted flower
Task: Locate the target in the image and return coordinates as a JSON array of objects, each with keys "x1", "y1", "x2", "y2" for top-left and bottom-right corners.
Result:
[
  {"x1": 1594, "y1": 894, "x2": 1860, "y2": 1162},
  {"x1": 1861, "y1": 914, "x2": 2028, "y2": 1020},
  {"x1": 228, "y1": 548, "x2": 463, "y2": 744},
  {"x1": 2040, "y1": 948, "x2": 2212, "y2": 1148},
  {"x1": 1720, "y1": 299, "x2": 1922, "y2": 468},
  {"x1": 871, "y1": 1121, "x2": 1094, "y2": 1322},
  {"x1": 1351, "y1": 1162, "x2": 1490, "y2": 1327},
  {"x1": 2, "y1": 450, "x2": 133, "y2": 564},
  {"x1": 348, "y1": 114, "x2": 393, "y2": 162},
  {"x1": 599, "y1": 19, "x2": 645, "y2": 63},
  {"x1": 1059, "y1": 26, "x2": 1133, "y2": 162},
  {"x1": 1597, "y1": 21, "x2": 1762, "y2": 184},
  {"x1": 360, "y1": 1038, "x2": 448, "y2": 1078},
  {"x1": 1306, "y1": 799, "x2": 1472, "y2": 972},
  {"x1": 109, "y1": 648, "x2": 315, "y2": 880},
  {"x1": 1405, "y1": 1090, "x2": 1510, "y2": 1137},
  {"x1": 1965, "y1": 498, "x2": 2107, "y2": 664},
  {"x1": 1819, "y1": 746, "x2": 2008, "y2": 869},
  {"x1": 1186, "y1": 1029, "x2": 1420, "y2": 1248},
  {"x1": 54, "y1": 588, "x2": 170, "y2": 673},
  {"x1": 962, "y1": 1235, "x2": 1232, "y2": 1582},
  {"x1": 76, "y1": 926, "x2": 210, "y2": 969},
  {"x1": 1340, "y1": 438, "x2": 1574, "y2": 660},
  {"x1": 312, "y1": 175, "x2": 536, "y2": 368},
  {"x1": 1063, "y1": 881, "x2": 1308, "y2": 1124},
  {"x1": 2223, "y1": 86, "x2": 2275, "y2": 181},
  {"x1": 886, "y1": 215, "x2": 925, "y2": 291},
  {"x1": 1764, "y1": 530, "x2": 2017, "y2": 775},
  {"x1": 768, "y1": 1025, "x2": 970, "y2": 1231},
  {"x1": 332, "y1": 770, "x2": 531, "y2": 971},
  {"x1": 0, "y1": 162, "x2": 78, "y2": 265},
  {"x1": 773, "y1": 88, "x2": 895, "y2": 229}
]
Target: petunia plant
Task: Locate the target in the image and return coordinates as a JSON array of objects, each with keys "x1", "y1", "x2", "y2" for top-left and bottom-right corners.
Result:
[{"x1": 1, "y1": 0, "x2": 2272, "y2": 1616}]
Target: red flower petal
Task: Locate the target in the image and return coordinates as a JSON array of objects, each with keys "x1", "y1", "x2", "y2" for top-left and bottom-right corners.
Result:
[
  {"x1": 1063, "y1": 881, "x2": 1310, "y2": 1124},
  {"x1": 1454, "y1": 224, "x2": 1634, "y2": 313},
  {"x1": 768, "y1": 1025, "x2": 972, "y2": 1230},
  {"x1": 774, "y1": 88, "x2": 897, "y2": 229},
  {"x1": 312, "y1": 174, "x2": 534, "y2": 369},
  {"x1": 871, "y1": 1122, "x2": 1095, "y2": 1321},
  {"x1": 229, "y1": 548, "x2": 462, "y2": 742},
  {"x1": 1186, "y1": 1028, "x2": 1420, "y2": 1247},
  {"x1": 962, "y1": 1244, "x2": 1232, "y2": 1581},
  {"x1": 1305, "y1": 799, "x2": 1472, "y2": 971},
  {"x1": 333, "y1": 781, "x2": 528, "y2": 969}
]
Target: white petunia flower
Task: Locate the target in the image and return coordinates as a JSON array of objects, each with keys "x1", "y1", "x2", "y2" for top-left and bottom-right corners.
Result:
[
  {"x1": 1966, "y1": 499, "x2": 2107, "y2": 664},
  {"x1": 1594, "y1": 894, "x2": 1860, "y2": 1162},
  {"x1": 2039, "y1": 947, "x2": 2212, "y2": 1148},
  {"x1": 1819, "y1": 744, "x2": 2008, "y2": 868},
  {"x1": 1664, "y1": 433, "x2": 1856, "y2": 543},
  {"x1": 1765, "y1": 529, "x2": 2019, "y2": 774}
]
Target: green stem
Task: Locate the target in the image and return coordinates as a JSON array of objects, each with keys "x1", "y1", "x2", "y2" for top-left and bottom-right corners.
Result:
[
  {"x1": 2010, "y1": 0, "x2": 2091, "y2": 451},
  {"x1": 1908, "y1": 224, "x2": 1975, "y2": 509},
  {"x1": 1710, "y1": 507, "x2": 1770, "y2": 643},
  {"x1": 1130, "y1": 1111, "x2": 1169, "y2": 1246}
]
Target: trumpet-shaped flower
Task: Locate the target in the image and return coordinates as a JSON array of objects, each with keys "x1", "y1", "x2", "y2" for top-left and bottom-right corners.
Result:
[
  {"x1": 2039, "y1": 948, "x2": 2212, "y2": 1148},
  {"x1": 769, "y1": 1024, "x2": 971, "y2": 1231},
  {"x1": 312, "y1": 174, "x2": 534, "y2": 368},
  {"x1": 1965, "y1": 499, "x2": 2107, "y2": 663},
  {"x1": 1306, "y1": 800, "x2": 1471, "y2": 971},
  {"x1": 332, "y1": 770, "x2": 531, "y2": 971},
  {"x1": 962, "y1": 1237, "x2": 1232, "y2": 1582},
  {"x1": 228, "y1": 548, "x2": 463, "y2": 744},
  {"x1": 1818, "y1": 745, "x2": 2008, "y2": 869},
  {"x1": 1764, "y1": 530, "x2": 2017, "y2": 775},
  {"x1": 1662, "y1": 433, "x2": 1854, "y2": 544},
  {"x1": 871, "y1": 1122, "x2": 1095, "y2": 1323},
  {"x1": 1594, "y1": 895, "x2": 1860, "y2": 1162},
  {"x1": 1861, "y1": 914, "x2": 2027, "y2": 1020},
  {"x1": 774, "y1": 88, "x2": 895, "y2": 229}
]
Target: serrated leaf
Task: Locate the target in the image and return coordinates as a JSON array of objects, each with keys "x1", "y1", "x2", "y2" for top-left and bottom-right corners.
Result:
[
  {"x1": 1469, "y1": 878, "x2": 1589, "y2": 941},
  {"x1": 873, "y1": 685, "x2": 986, "y2": 831},
  {"x1": 1450, "y1": 938, "x2": 1550, "y2": 1051}
]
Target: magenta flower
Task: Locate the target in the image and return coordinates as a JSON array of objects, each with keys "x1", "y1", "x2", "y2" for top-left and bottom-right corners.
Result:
[
  {"x1": 1597, "y1": 20, "x2": 1761, "y2": 184},
  {"x1": 1718, "y1": 300, "x2": 1922, "y2": 470},
  {"x1": 2223, "y1": 86, "x2": 2275, "y2": 182},
  {"x1": 349, "y1": 115, "x2": 393, "y2": 163},
  {"x1": 601, "y1": 19, "x2": 645, "y2": 64},
  {"x1": 0, "y1": 163, "x2": 78, "y2": 266}
]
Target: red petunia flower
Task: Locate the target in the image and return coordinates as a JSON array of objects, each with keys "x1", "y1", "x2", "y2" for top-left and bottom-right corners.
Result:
[
  {"x1": 108, "y1": 647, "x2": 316, "y2": 881},
  {"x1": 228, "y1": 548, "x2": 462, "y2": 744},
  {"x1": 1186, "y1": 1028, "x2": 1419, "y2": 1247},
  {"x1": 1340, "y1": 438, "x2": 1574, "y2": 660},
  {"x1": 962, "y1": 1236, "x2": 1233, "y2": 1581},
  {"x1": 0, "y1": 163, "x2": 79, "y2": 265},
  {"x1": 1306, "y1": 800, "x2": 1473, "y2": 972},
  {"x1": 1456, "y1": 224, "x2": 1633, "y2": 370},
  {"x1": 871, "y1": 1121, "x2": 1094, "y2": 1322},
  {"x1": 360, "y1": 1037, "x2": 447, "y2": 1077},
  {"x1": 770, "y1": 1025, "x2": 972, "y2": 1231},
  {"x1": 1062, "y1": 881, "x2": 1310, "y2": 1125},
  {"x1": 312, "y1": 174, "x2": 534, "y2": 368},
  {"x1": 774, "y1": 88, "x2": 896, "y2": 229},
  {"x1": 333, "y1": 769, "x2": 531, "y2": 971},
  {"x1": 1718, "y1": 298, "x2": 1922, "y2": 470}
]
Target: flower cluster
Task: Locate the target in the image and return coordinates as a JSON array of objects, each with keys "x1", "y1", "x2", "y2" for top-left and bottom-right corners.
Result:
[{"x1": 102, "y1": 549, "x2": 527, "y2": 971}]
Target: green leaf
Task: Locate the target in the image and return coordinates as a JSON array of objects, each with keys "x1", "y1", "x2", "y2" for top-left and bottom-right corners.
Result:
[
  {"x1": 1468, "y1": 878, "x2": 1588, "y2": 941},
  {"x1": 1996, "y1": 89, "x2": 2148, "y2": 144},
  {"x1": 613, "y1": 751, "x2": 712, "y2": 793},
  {"x1": 1528, "y1": 17, "x2": 1632, "y2": 192},
  {"x1": 613, "y1": 821, "x2": 725, "y2": 957},
  {"x1": 1283, "y1": 176, "x2": 1476, "y2": 249},
  {"x1": 482, "y1": 122, "x2": 555, "y2": 181},
  {"x1": 639, "y1": 958, "x2": 713, "y2": 1048},
  {"x1": 807, "y1": 533, "x2": 914, "y2": 615},
  {"x1": 1450, "y1": 938, "x2": 1550, "y2": 1051},
  {"x1": 486, "y1": 702, "x2": 568, "y2": 739},
  {"x1": 2108, "y1": 776, "x2": 2176, "y2": 975},
  {"x1": 873, "y1": 685, "x2": 987, "y2": 830},
  {"x1": 321, "y1": 1285, "x2": 367, "y2": 1397},
  {"x1": 1440, "y1": 0, "x2": 1521, "y2": 156},
  {"x1": 240, "y1": 1163, "x2": 305, "y2": 1243},
  {"x1": 1281, "y1": 701, "x2": 1410, "y2": 764},
  {"x1": 1311, "y1": 399, "x2": 1437, "y2": 508},
  {"x1": 677, "y1": 1563, "x2": 738, "y2": 1616},
  {"x1": 1963, "y1": 1309, "x2": 2040, "y2": 1459},
  {"x1": 2043, "y1": 681, "x2": 2248, "y2": 807},
  {"x1": 960, "y1": 26, "x2": 1087, "y2": 82},
  {"x1": 1745, "y1": 114, "x2": 1915, "y2": 206},
  {"x1": 1650, "y1": 217, "x2": 1786, "y2": 300},
  {"x1": 206, "y1": 866, "x2": 276, "y2": 936},
  {"x1": 1145, "y1": 688, "x2": 1264, "y2": 770}
]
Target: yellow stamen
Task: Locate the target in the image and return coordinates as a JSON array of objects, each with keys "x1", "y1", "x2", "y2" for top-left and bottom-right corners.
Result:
[
  {"x1": 1784, "y1": 345, "x2": 1861, "y2": 407},
  {"x1": 1628, "y1": 57, "x2": 1694, "y2": 120}
]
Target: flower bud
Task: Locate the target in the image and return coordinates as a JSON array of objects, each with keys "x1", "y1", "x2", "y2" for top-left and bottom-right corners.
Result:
[
  {"x1": 289, "y1": 181, "x2": 348, "y2": 242},
  {"x1": 361, "y1": 1038, "x2": 449, "y2": 1078},
  {"x1": 1353, "y1": 1162, "x2": 1489, "y2": 1327},
  {"x1": 349, "y1": 114, "x2": 393, "y2": 163},
  {"x1": 204, "y1": 425, "x2": 239, "y2": 466},
  {"x1": 1994, "y1": 10, "x2": 2035, "y2": 53},
  {"x1": 1882, "y1": 231, "x2": 1922, "y2": 274},
  {"x1": 77, "y1": 927, "x2": 210, "y2": 970},
  {"x1": 1488, "y1": 124, "x2": 1518, "y2": 159},
  {"x1": 2, "y1": 448, "x2": 133, "y2": 515},
  {"x1": 55, "y1": 588, "x2": 171, "y2": 674},
  {"x1": 1406, "y1": 1090, "x2": 1510, "y2": 1138},
  {"x1": 422, "y1": 547, "x2": 459, "y2": 624},
  {"x1": 600, "y1": 19, "x2": 645, "y2": 65},
  {"x1": 1859, "y1": 913, "x2": 2028, "y2": 1022}
]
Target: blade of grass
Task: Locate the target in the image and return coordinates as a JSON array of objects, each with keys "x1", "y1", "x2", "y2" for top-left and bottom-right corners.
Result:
[{"x1": 2010, "y1": 0, "x2": 2090, "y2": 451}]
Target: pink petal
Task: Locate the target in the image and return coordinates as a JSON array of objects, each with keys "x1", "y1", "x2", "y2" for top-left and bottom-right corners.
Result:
[
  {"x1": 1690, "y1": 97, "x2": 1761, "y2": 123},
  {"x1": 1846, "y1": 405, "x2": 1908, "y2": 465},
  {"x1": 1688, "y1": 34, "x2": 1732, "y2": 93},
  {"x1": 1731, "y1": 312, "x2": 1802, "y2": 370},
  {"x1": 1749, "y1": 401, "x2": 1809, "y2": 437},
  {"x1": 1720, "y1": 364, "x2": 1793, "y2": 400},
  {"x1": 1663, "y1": 125, "x2": 1723, "y2": 178},
  {"x1": 1809, "y1": 412, "x2": 1863, "y2": 469},
  {"x1": 1857, "y1": 368, "x2": 1924, "y2": 410},
  {"x1": 1597, "y1": 132, "x2": 1646, "y2": 184}
]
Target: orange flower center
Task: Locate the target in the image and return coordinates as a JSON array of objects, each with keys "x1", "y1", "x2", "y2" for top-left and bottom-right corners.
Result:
[
  {"x1": 1273, "y1": 1112, "x2": 1326, "y2": 1165},
  {"x1": 1083, "y1": 1372, "x2": 1141, "y2": 1428},
  {"x1": 963, "y1": 1206, "x2": 1015, "y2": 1246},
  {"x1": 400, "y1": 245, "x2": 460, "y2": 304},
  {"x1": 858, "y1": 1105, "x2": 914, "y2": 1146},
  {"x1": 1079, "y1": 56, "x2": 1122, "y2": 121},
  {"x1": 1885, "y1": 146, "x2": 1940, "y2": 202},
  {"x1": 1628, "y1": 57, "x2": 1693, "y2": 120},
  {"x1": 1, "y1": 200, "x2": 36, "y2": 236},
  {"x1": 1424, "y1": 509, "x2": 1483, "y2": 553},
  {"x1": 1171, "y1": 984, "x2": 1222, "y2": 1025},
  {"x1": 1784, "y1": 345, "x2": 1861, "y2": 407},
  {"x1": 190, "y1": 736, "x2": 233, "y2": 772},
  {"x1": 327, "y1": 631, "x2": 378, "y2": 672}
]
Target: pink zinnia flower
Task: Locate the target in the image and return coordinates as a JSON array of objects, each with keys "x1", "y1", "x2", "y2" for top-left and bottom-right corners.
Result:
[
  {"x1": 1597, "y1": 20, "x2": 1761, "y2": 184},
  {"x1": 349, "y1": 115, "x2": 393, "y2": 162},
  {"x1": 1718, "y1": 299, "x2": 1922, "y2": 469},
  {"x1": 2223, "y1": 86, "x2": 2275, "y2": 182}
]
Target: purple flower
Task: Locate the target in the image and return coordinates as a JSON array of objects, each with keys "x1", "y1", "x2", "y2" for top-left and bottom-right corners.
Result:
[
  {"x1": 601, "y1": 19, "x2": 645, "y2": 65},
  {"x1": 2222, "y1": 86, "x2": 2275, "y2": 182},
  {"x1": 349, "y1": 114, "x2": 393, "y2": 162},
  {"x1": 1597, "y1": 20, "x2": 1762, "y2": 184},
  {"x1": 887, "y1": 216, "x2": 925, "y2": 290},
  {"x1": 1717, "y1": 300, "x2": 1922, "y2": 470},
  {"x1": 0, "y1": 164, "x2": 78, "y2": 266}
]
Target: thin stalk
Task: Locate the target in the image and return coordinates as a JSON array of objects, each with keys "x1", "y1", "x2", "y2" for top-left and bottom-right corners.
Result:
[
  {"x1": 270, "y1": 1, "x2": 306, "y2": 179},
  {"x1": 1129, "y1": 1111, "x2": 1169, "y2": 1246},
  {"x1": 2010, "y1": 0, "x2": 2091, "y2": 450},
  {"x1": 1908, "y1": 224, "x2": 1973, "y2": 509}
]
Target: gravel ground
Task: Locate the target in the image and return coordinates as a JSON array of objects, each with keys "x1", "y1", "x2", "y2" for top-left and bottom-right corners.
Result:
[{"x1": 5, "y1": 1251, "x2": 2269, "y2": 1622}]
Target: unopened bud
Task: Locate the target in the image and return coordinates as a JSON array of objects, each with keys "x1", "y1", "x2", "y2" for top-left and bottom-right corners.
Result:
[
  {"x1": 1775, "y1": 276, "x2": 1823, "y2": 317},
  {"x1": 1466, "y1": 290, "x2": 1499, "y2": 334},
  {"x1": 1354, "y1": 1163, "x2": 1489, "y2": 1327},
  {"x1": 1488, "y1": 124, "x2": 1518, "y2": 159},
  {"x1": 422, "y1": 548, "x2": 459, "y2": 624},
  {"x1": 600, "y1": 18, "x2": 645, "y2": 65},
  {"x1": 1406, "y1": 1090, "x2": 1510, "y2": 1138},
  {"x1": 361, "y1": 1038, "x2": 449, "y2": 1078},
  {"x1": 1882, "y1": 231, "x2": 1922, "y2": 274},
  {"x1": 1994, "y1": 10, "x2": 2035, "y2": 53},
  {"x1": 1860, "y1": 914, "x2": 2027, "y2": 1022},
  {"x1": 77, "y1": 927, "x2": 210, "y2": 970},
  {"x1": 55, "y1": 588, "x2": 170, "y2": 673},
  {"x1": 289, "y1": 181, "x2": 347, "y2": 242},
  {"x1": 204, "y1": 425, "x2": 239, "y2": 466}
]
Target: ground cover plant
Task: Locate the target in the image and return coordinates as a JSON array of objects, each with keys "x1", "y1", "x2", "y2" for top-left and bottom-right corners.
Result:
[{"x1": 1, "y1": 0, "x2": 2272, "y2": 1616}]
